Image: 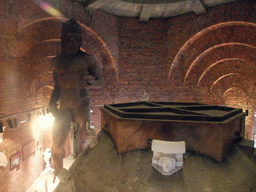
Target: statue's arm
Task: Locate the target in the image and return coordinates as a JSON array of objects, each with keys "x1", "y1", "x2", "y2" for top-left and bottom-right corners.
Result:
[{"x1": 87, "y1": 55, "x2": 104, "y2": 88}]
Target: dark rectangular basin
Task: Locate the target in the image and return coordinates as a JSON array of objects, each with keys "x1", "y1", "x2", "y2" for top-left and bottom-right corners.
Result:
[{"x1": 101, "y1": 101, "x2": 246, "y2": 162}]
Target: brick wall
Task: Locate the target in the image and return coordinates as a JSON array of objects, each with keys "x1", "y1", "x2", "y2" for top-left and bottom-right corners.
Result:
[
  {"x1": 0, "y1": 111, "x2": 52, "y2": 191},
  {"x1": 0, "y1": 1, "x2": 66, "y2": 191},
  {"x1": 117, "y1": 1, "x2": 256, "y2": 140},
  {"x1": 0, "y1": 0, "x2": 52, "y2": 191},
  {"x1": 0, "y1": 0, "x2": 256, "y2": 191},
  {"x1": 0, "y1": 0, "x2": 118, "y2": 191}
]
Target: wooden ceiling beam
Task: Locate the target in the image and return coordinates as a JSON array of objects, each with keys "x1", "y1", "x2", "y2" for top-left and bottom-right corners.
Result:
[
  {"x1": 86, "y1": 0, "x2": 113, "y2": 9},
  {"x1": 139, "y1": 4, "x2": 153, "y2": 22},
  {"x1": 189, "y1": 0, "x2": 206, "y2": 15}
]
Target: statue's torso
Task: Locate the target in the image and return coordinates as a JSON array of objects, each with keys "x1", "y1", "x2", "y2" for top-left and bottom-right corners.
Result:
[{"x1": 53, "y1": 51, "x2": 91, "y2": 108}]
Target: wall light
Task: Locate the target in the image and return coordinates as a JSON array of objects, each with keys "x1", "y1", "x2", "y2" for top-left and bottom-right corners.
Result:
[
  {"x1": 39, "y1": 114, "x2": 54, "y2": 129},
  {"x1": 27, "y1": 113, "x2": 31, "y2": 122},
  {"x1": 13, "y1": 118, "x2": 19, "y2": 127},
  {"x1": 32, "y1": 113, "x2": 54, "y2": 141},
  {"x1": 19, "y1": 115, "x2": 26, "y2": 124},
  {"x1": 0, "y1": 122, "x2": 3, "y2": 133},
  {"x1": 254, "y1": 132, "x2": 256, "y2": 156},
  {"x1": 254, "y1": 132, "x2": 256, "y2": 149},
  {"x1": 37, "y1": 111, "x2": 42, "y2": 116},
  {"x1": 42, "y1": 109, "x2": 46, "y2": 116},
  {"x1": 0, "y1": 122, "x2": 3, "y2": 143},
  {"x1": 7, "y1": 119, "x2": 14, "y2": 129}
]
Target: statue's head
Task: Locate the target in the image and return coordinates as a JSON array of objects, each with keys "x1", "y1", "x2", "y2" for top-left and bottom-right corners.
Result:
[
  {"x1": 61, "y1": 18, "x2": 83, "y2": 56},
  {"x1": 158, "y1": 156, "x2": 176, "y2": 173}
]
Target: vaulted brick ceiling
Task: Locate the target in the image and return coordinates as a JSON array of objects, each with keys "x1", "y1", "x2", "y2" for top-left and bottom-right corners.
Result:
[
  {"x1": 168, "y1": 21, "x2": 256, "y2": 104},
  {"x1": 10, "y1": 0, "x2": 252, "y2": 104},
  {"x1": 76, "y1": 0, "x2": 235, "y2": 22}
]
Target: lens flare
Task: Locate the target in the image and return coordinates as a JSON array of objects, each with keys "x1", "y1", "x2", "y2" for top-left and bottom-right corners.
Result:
[
  {"x1": 32, "y1": 113, "x2": 54, "y2": 140},
  {"x1": 39, "y1": 114, "x2": 55, "y2": 129},
  {"x1": 33, "y1": 0, "x2": 64, "y2": 18}
]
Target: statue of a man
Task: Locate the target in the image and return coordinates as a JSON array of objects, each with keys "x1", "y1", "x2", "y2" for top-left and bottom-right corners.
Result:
[
  {"x1": 49, "y1": 18, "x2": 104, "y2": 170},
  {"x1": 43, "y1": 148, "x2": 51, "y2": 168}
]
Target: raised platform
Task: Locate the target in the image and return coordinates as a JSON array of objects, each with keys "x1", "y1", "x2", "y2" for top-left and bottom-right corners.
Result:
[
  {"x1": 66, "y1": 130, "x2": 256, "y2": 192},
  {"x1": 101, "y1": 101, "x2": 246, "y2": 162},
  {"x1": 237, "y1": 139, "x2": 256, "y2": 164}
]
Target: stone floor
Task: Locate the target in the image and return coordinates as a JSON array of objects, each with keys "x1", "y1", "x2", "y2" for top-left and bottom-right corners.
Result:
[{"x1": 53, "y1": 130, "x2": 256, "y2": 192}]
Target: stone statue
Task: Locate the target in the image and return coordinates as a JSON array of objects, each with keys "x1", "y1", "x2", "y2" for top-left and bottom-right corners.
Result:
[
  {"x1": 49, "y1": 18, "x2": 104, "y2": 171},
  {"x1": 43, "y1": 148, "x2": 53, "y2": 172},
  {"x1": 151, "y1": 140, "x2": 185, "y2": 176}
]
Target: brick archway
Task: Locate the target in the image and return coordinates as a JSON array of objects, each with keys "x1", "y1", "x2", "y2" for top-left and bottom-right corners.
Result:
[
  {"x1": 169, "y1": 21, "x2": 256, "y2": 88},
  {"x1": 13, "y1": 17, "x2": 118, "y2": 103},
  {"x1": 168, "y1": 21, "x2": 256, "y2": 139},
  {"x1": 184, "y1": 43, "x2": 256, "y2": 88}
]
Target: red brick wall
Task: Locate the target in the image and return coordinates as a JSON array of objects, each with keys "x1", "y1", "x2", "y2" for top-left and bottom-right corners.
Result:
[
  {"x1": 0, "y1": 111, "x2": 50, "y2": 191},
  {"x1": 0, "y1": 0, "x2": 256, "y2": 191},
  {"x1": 116, "y1": 1, "x2": 256, "y2": 140},
  {"x1": 0, "y1": 1, "x2": 118, "y2": 191},
  {"x1": 0, "y1": 1, "x2": 66, "y2": 191},
  {"x1": 0, "y1": 0, "x2": 52, "y2": 191}
]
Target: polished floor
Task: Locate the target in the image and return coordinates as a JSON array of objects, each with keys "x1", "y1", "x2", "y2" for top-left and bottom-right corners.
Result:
[{"x1": 55, "y1": 130, "x2": 256, "y2": 192}]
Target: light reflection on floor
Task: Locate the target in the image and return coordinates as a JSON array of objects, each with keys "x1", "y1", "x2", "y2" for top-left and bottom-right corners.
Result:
[{"x1": 26, "y1": 155, "x2": 75, "y2": 192}]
